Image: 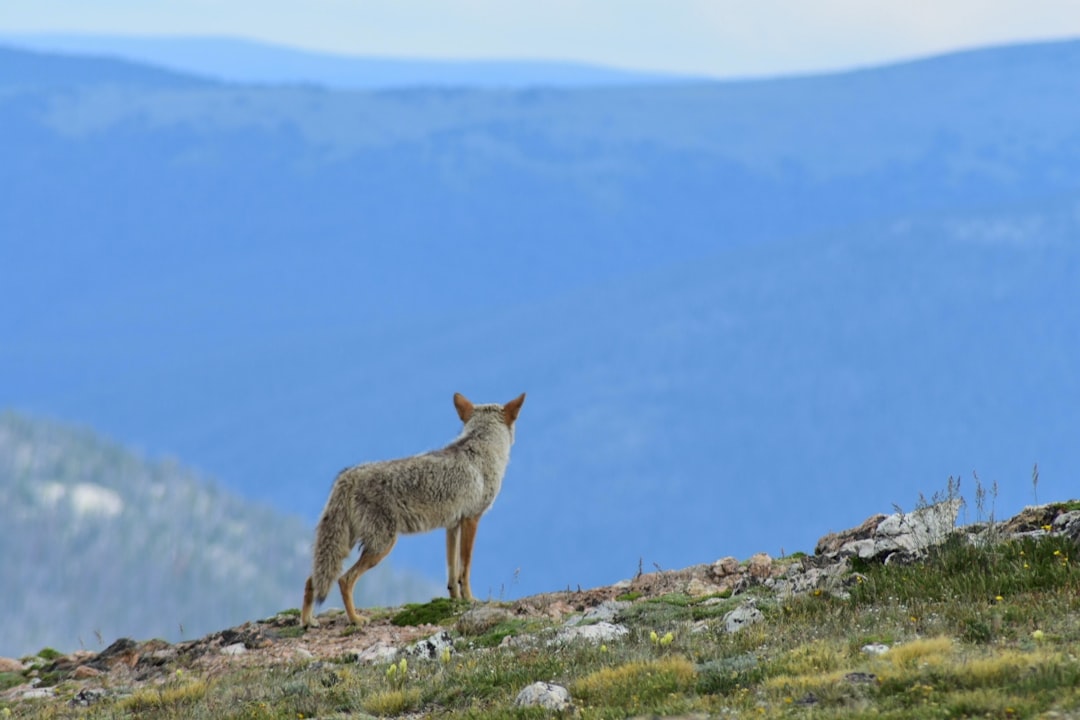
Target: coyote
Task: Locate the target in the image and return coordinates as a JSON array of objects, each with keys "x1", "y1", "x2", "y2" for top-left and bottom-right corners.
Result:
[{"x1": 301, "y1": 392, "x2": 526, "y2": 627}]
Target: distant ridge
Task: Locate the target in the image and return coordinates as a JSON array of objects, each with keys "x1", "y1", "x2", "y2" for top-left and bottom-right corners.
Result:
[
  {"x1": 0, "y1": 33, "x2": 703, "y2": 89},
  {"x1": 0, "y1": 411, "x2": 440, "y2": 657},
  {"x1": 0, "y1": 44, "x2": 206, "y2": 88}
]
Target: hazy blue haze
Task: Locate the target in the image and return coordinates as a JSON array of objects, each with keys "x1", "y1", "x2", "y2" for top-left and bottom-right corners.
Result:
[
  {"x1": 0, "y1": 34, "x2": 701, "y2": 88},
  {"x1": 1, "y1": 40, "x2": 1078, "y2": 599}
]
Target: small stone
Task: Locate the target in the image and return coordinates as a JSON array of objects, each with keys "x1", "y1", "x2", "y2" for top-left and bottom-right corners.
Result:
[
  {"x1": 457, "y1": 605, "x2": 514, "y2": 635},
  {"x1": 69, "y1": 687, "x2": 108, "y2": 707},
  {"x1": 722, "y1": 604, "x2": 763, "y2": 634},
  {"x1": 514, "y1": 681, "x2": 572, "y2": 711},
  {"x1": 93, "y1": 638, "x2": 140, "y2": 669},
  {"x1": 404, "y1": 631, "x2": 454, "y2": 660},
  {"x1": 21, "y1": 687, "x2": 55, "y2": 700},
  {"x1": 1053, "y1": 511, "x2": 1080, "y2": 542},
  {"x1": 861, "y1": 643, "x2": 890, "y2": 655},
  {"x1": 747, "y1": 553, "x2": 774, "y2": 580},
  {"x1": 545, "y1": 600, "x2": 576, "y2": 620},
  {"x1": 564, "y1": 600, "x2": 629, "y2": 627},
  {"x1": 686, "y1": 578, "x2": 723, "y2": 597},
  {"x1": 147, "y1": 647, "x2": 179, "y2": 664},
  {"x1": 72, "y1": 665, "x2": 102, "y2": 679},
  {"x1": 711, "y1": 556, "x2": 741, "y2": 578},
  {"x1": 221, "y1": 643, "x2": 247, "y2": 656},
  {"x1": 293, "y1": 648, "x2": 314, "y2": 659},
  {"x1": 502, "y1": 631, "x2": 540, "y2": 649},
  {"x1": 816, "y1": 515, "x2": 886, "y2": 555},
  {"x1": 355, "y1": 641, "x2": 398, "y2": 664}
]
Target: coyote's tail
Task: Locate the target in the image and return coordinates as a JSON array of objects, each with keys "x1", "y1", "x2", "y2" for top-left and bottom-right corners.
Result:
[{"x1": 311, "y1": 507, "x2": 348, "y2": 604}]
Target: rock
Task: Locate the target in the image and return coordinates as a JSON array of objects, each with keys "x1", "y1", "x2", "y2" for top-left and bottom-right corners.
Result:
[
  {"x1": 722, "y1": 604, "x2": 763, "y2": 634},
  {"x1": 686, "y1": 578, "x2": 715, "y2": 596},
  {"x1": 143, "y1": 646, "x2": 179, "y2": 666},
  {"x1": 773, "y1": 563, "x2": 848, "y2": 599},
  {"x1": 711, "y1": 556, "x2": 741, "y2": 578},
  {"x1": 21, "y1": 687, "x2": 55, "y2": 700},
  {"x1": 747, "y1": 553, "x2": 774, "y2": 580},
  {"x1": 861, "y1": 643, "x2": 890, "y2": 655},
  {"x1": 69, "y1": 687, "x2": 108, "y2": 707},
  {"x1": 293, "y1": 648, "x2": 314, "y2": 660},
  {"x1": 552, "y1": 621, "x2": 629, "y2": 645},
  {"x1": 817, "y1": 500, "x2": 961, "y2": 562},
  {"x1": 564, "y1": 600, "x2": 629, "y2": 627},
  {"x1": 1053, "y1": 510, "x2": 1080, "y2": 542},
  {"x1": 72, "y1": 665, "x2": 102, "y2": 679},
  {"x1": 515, "y1": 598, "x2": 575, "y2": 621},
  {"x1": 1001, "y1": 504, "x2": 1063, "y2": 534},
  {"x1": 0, "y1": 657, "x2": 24, "y2": 673},
  {"x1": 218, "y1": 626, "x2": 272, "y2": 650},
  {"x1": 355, "y1": 641, "x2": 399, "y2": 664},
  {"x1": 457, "y1": 605, "x2": 514, "y2": 635},
  {"x1": 875, "y1": 499, "x2": 960, "y2": 555},
  {"x1": 840, "y1": 539, "x2": 880, "y2": 560},
  {"x1": 221, "y1": 643, "x2": 247, "y2": 656},
  {"x1": 88, "y1": 638, "x2": 140, "y2": 670},
  {"x1": 816, "y1": 515, "x2": 887, "y2": 555},
  {"x1": 404, "y1": 631, "x2": 454, "y2": 660},
  {"x1": 544, "y1": 600, "x2": 576, "y2": 620},
  {"x1": 514, "y1": 681, "x2": 573, "y2": 711},
  {"x1": 499, "y1": 634, "x2": 534, "y2": 649}
]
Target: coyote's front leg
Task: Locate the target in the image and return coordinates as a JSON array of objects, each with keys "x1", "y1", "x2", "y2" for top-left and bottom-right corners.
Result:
[
  {"x1": 446, "y1": 523, "x2": 462, "y2": 599},
  {"x1": 458, "y1": 515, "x2": 481, "y2": 601}
]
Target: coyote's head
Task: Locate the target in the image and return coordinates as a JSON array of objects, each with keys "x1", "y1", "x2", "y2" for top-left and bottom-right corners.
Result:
[{"x1": 453, "y1": 392, "x2": 526, "y2": 443}]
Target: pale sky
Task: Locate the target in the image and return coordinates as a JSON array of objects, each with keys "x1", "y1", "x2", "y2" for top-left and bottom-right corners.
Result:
[{"x1": 2, "y1": 0, "x2": 1080, "y2": 77}]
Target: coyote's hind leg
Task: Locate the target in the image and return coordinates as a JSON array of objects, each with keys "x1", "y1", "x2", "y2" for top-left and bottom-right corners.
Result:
[
  {"x1": 301, "y1": 576, "x2": 319, "y2": 628},
  {"x1": 339, "y1": 539, "x2": 396, "y2": 625}
]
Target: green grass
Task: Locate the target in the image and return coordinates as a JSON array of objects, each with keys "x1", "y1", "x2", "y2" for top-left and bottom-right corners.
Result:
[
  {"x1": 4, "y1": 517, "x2": 1078, "y2": 719},
  {"x1": 271, "y1": 625, "x2": 306, "y2": 639},
  {"x1": 391, "y1": 597, "x2": 470, "y2": 627},
  {"x1": 0, "y1": 672, "x2": 24, "y2": 692},
  {"x1": 468, "y1": 619, "x2": 531, "y2": 648}
]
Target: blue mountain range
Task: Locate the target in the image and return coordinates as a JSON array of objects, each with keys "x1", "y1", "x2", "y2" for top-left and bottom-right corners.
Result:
[{"x1": 1, "y1": 37, "x2": 1077, "y2": 599}]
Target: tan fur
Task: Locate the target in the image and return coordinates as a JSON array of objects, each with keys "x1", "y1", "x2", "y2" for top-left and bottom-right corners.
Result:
[{"x1": 301, "y1": 392, "x2": 525, "y2": 627}]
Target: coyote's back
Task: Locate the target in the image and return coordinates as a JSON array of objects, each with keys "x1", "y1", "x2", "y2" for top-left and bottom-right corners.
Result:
[{"x1": 301, "y1": 392, "x2": 525, "y2": 627}]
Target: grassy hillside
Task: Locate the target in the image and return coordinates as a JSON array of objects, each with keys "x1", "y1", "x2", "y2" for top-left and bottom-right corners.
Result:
[
  {"x1": 1, "y1": 497, "x2": 1077, "y2": 718},
  {"x1": 0, "y1": 412, "x2": 438, "y2": 658}
]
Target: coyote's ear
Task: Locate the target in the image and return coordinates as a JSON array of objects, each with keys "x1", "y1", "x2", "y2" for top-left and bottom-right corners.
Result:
[
  {"x1": 503, "y1": 393, "x2": 526, "y2": 426},
  {"x1": 453, "y1": 392, "x2": 474, "y2": 423}
]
